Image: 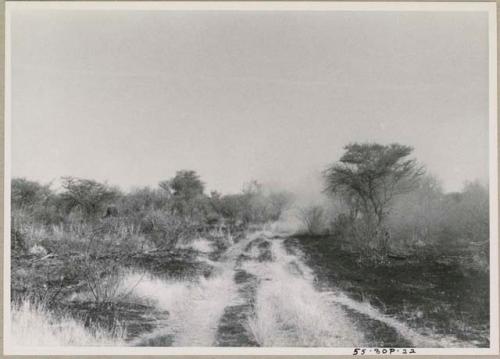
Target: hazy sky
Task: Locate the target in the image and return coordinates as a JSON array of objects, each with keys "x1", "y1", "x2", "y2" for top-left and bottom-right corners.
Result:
[{"x1": 10, "y1": 9, "x2": 490, "y2": 194}]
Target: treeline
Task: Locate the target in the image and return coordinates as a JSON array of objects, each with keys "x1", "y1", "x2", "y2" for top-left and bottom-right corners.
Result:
[
  {"x1": 11, "y1": 142, "x2": 489, "y2": 268},
  {"x1": 9, "y1": 171, "x2": 290, "y2": 339},
  {"x1": 11, "y1": 170, "x2": 293, "y2": 255},
  {"x1": 297, "y1": 143, "x2": 489, "y2": 270}
]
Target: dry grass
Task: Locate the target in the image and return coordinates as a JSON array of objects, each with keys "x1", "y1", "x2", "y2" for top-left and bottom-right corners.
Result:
[
  {"x1": 244, "y1": 240, "x2": 362, "y2": 347},
  {"x1": 10, "y1": 299, "x2": 125, "y2": 346}
]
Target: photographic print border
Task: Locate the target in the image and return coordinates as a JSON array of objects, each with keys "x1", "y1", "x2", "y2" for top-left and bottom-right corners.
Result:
[{"x1": 2, "y1": 1, "x2": 498, "y2": 356}]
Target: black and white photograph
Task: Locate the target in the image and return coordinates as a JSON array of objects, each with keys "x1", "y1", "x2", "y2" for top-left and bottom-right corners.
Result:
[{"x1": 3, "y1": 1, "x2": 498, "y2": 356}]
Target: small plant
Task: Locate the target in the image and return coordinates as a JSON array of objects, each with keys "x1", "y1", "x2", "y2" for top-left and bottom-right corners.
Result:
[{"x1": 80, "y1": 257, "x2": 125, "y2": 304}]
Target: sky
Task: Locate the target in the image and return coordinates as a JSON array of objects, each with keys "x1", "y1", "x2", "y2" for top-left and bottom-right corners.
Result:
[{"x1": 9, "y1": 9, "x2": 490, "y2": 195}]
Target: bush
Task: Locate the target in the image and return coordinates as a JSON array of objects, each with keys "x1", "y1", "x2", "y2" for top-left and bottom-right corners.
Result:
[
  {"x1": 210, "y1": 183, "x2": 293, "y2": 228},
  {"x1": 323, "y1": 174, "x2": 489, "y2": 267},
  {"x1": 11, "y1": 227, "x2": 28, "y2": 254},
  {"x1": 140, "y1": 210, "x2": 193, "y2": 249},
  {"x1": 387, "y1": 178, "x2": 488, "y2": 255},
  {"x1": 77, "y1": 256, "x2": 127, "y2": 304},
  {"x1": 297, "y1": 206, "x2": 326, "y2": 235}
]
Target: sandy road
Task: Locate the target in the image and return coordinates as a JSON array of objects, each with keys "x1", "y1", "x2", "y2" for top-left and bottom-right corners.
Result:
[{"x1": 128, "y1": 230, "x2": 470, "y2": 347}]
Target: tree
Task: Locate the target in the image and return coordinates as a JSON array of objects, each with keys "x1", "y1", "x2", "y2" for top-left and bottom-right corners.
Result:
[
  {"x1": 11, "y1": 178, "x2": 63, "y2": 225},
  {"x1": 60, "y1": 177, "x2": 120, "y2": 220},
  {"x1": 11, "y1": 178, "x2": 52, "y2": 209},
  {"x1": 324, "y1": 143, "x2": 424, "y2": 251},
  {"x1": 168, "y1": 170, "x2": 204, "y2": 198},
  {"x1": 161, "y1": 170, "x2": 206, "y2": 218},
  {"x1": 242, "y1": 180, "x2": 263, "y2": 196}
]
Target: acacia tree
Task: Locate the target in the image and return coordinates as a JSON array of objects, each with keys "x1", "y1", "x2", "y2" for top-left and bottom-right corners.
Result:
[
  {"x1": 60, "y1": 177, "x2": 120, "y2": 220},
  {"x1": 169, "y1": 170, "x2": 204, "y2": 199},
  {"x1": 161, "y1": 170, "x2": 206, "y2": 218},
  {"x1": 324, "y1": 143, "x2": 424, "y2": 251},
  {"x1": 11, "y1": 178, "x2": 53, "y2": 209}
]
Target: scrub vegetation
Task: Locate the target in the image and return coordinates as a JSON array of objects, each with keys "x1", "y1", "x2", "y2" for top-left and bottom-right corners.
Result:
[{"x1": 10, "y1": 142, "x2": 490, "y2": 347}]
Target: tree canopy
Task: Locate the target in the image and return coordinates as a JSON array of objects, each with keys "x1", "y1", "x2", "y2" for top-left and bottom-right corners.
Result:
[
  {"x1": 165, "y1": 170, "x2": 204, "y2": 199},
  {"x1": 11, "y1": 178, "x2": 52, "y2": 209},
  {"x1": 324, "y1": 143, "x2": 424, "y2": 248},
  {"x1": 60, "y1": 177, "x2": 120, "y2": 219},
  {"x1": 160, "y1": 170, "x2": 206, "y2": 218}
]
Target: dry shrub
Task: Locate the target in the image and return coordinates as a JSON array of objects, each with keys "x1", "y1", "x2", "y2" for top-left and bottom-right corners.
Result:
[
  {"x1": 297, "y1": 206, "x2": 326, "y2": 235},
  {"x1": 140, "y1": 210, "x2": 194, "y2": 249}
]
